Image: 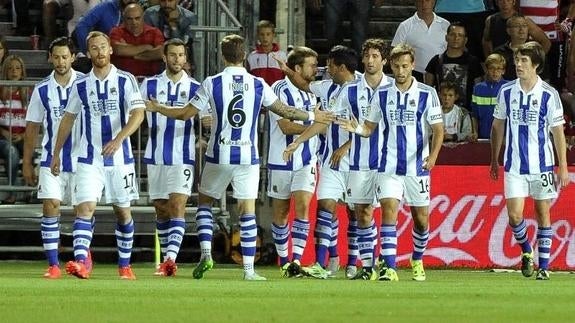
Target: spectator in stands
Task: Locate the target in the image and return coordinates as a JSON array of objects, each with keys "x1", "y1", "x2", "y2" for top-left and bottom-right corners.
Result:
[
  {"x1": 0, "y1": 55, "x2": 29, "y2": 204},
  {"x1": 424, "y1": 21, "x2": 483, "y2": 110},
  {"x1": 43, "y1": 0, "x2": 103, "y2": 47},
  {"x1": 392, "y1": 0, "x2": 450, "y2": 82},
  {"x1": 307, "y1": 0, "x2": 384, "y2": 60},
  {"x1": 482, "y1": 0, "x2": 550, "y2": 57},
  {"x1": 137, "y1": 0, "x2": 159, "y2": 9},
  {"x1": 143, "y1": 0, "x2": 198, "y2": 74},
  {"x1": 246, "y1": 20, "x2": 286, "y2": 86},
  {"x1": 471, "y1": 53, "x2": 508, "y2": 140},
  {"x1": 12, "y1": 0, "x2": 32, "y2": 36},
  {"x1": 439, "y1": 81, "x2": 473, "y2": 142},
  {"x1": 560, "y1": 91, "x2": 575, "y2": 148},
  {"x1": 494, "y1": 15, "x2": 530, "y2": 81},
  {"x1": 74, "y1": 0, "x2": 137, "y2": 54},
  {"x1": 518, "y1": 0, "x2": 575, "y2": 90},
  {"x1": 110, "y1": 3, "x2": 164, "y2": 78},
  {"x1": 0, "y1": 36, "x2": 8, "y2": 68},
  {"x1": 434, "y1": 0, "x2": 496, "y2": 60}
]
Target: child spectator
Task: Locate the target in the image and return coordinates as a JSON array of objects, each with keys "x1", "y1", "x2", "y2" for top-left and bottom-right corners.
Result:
[
  {"x1": 471, "y1": 53, "x2": 508, "y2": 140},
  {"x1": 246, "y1": 20, "x2": 286, "y2": 86},
  {"x1": 0, "y1": 55, "x2": 29, "y2": 204},
  {"x1": 440, "y1": 81, "x2": 472, "y2": 143}
]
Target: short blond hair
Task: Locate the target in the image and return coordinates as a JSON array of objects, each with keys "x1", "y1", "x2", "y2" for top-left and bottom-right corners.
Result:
[
  {"x1": 485, "y1": 53, "x2": 506, "y2": 68},
  {"x1": 86, "y1": 31, "x2": 110, "y2": 49},
  {"x1": 390, "y1": 43, "x2": 415, "y2": 63}
]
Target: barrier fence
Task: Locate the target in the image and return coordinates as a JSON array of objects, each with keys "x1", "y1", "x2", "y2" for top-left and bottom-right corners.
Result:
[{"x1": 294, "y1": 165, "x2": 575, "y2": 271}]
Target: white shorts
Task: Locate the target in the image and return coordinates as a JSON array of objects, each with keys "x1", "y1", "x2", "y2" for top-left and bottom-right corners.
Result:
[
  {"x1": 199, "y1": 162, "x2": 259, "y2": 200},
  {"x1": 147, "y1": 164, "x2": 194, "y2": 200},
  {"x1": 346, "y1": 169, "x2": 378, "y2": 205},
  {"x1": 267, "y1": 165, "x2": 317, "y2": 199},
  {"x1": 37, "y1": 167, "x2": 76, "y2": 205},
  {"x1": 376, "y1": 174, "x2": 430, "y2": 207},
  {"x1": 504, "y1": 171, "x2": 558, "y2": 200},
  {"x1": 317, "y1": 167, "x2": 348, "y2": 202},
  {"x1": 74, "y1": 163, "x2": 139, "y2": 206}
]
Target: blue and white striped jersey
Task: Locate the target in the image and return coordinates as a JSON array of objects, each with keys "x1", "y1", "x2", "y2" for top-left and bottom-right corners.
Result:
[
  {"x1": 494, "y1": 77, "x2": 565, "y2": 175},
  {"x1": 309, "y1": 79, "x2": 352, "y2": 171},
  {"x1": 65, "y1": 65, "x2": 145, "y2": 166},
  {"x1": 268, "y1": 77, "x2": 318, "y2": 171},
  {"x1": 190, "y1": 66, "x2": 277, "y2": 165},
  {"x1": 26, "y1": 70, "x2": 84, "y2": 172},
  {"x1": 337, "y1": 74, "x2": 392, "y2": 171},
  {"x1": 140, "y1": 71, "x2": 200, "y2": 165},
  {"x1": 366, "y1": 78, "x2": 443, "y2": 176}
]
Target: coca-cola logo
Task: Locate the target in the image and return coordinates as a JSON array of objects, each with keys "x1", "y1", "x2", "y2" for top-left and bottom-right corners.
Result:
[{"x1": 391, "y1": 169, "x2": 575, "y2": 270}]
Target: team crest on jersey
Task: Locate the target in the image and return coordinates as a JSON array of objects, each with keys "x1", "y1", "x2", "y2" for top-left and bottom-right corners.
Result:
[
  {"x1": 532, "y1": 100, "x2": 538, "y2": 107},
  {"x1": 180, "y1": 91, "x2": 187, "y2": 99},
  {"x1": 409, "y1": 99, "x2": 416, "y2": 107},
  {"x1": 328, "y1": 97, "x2": 336, "y2": 110},
  {"x1": 110, "y1": 87, "x2": 117, "y2": 96},
  {"x1": 53, "y1": 105, "x2": 66, "y2": 118}
]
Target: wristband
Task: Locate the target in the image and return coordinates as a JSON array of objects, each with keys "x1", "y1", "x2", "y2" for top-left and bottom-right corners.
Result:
[
  {"x1": 308, "y1": 111, "x2": 315, "y2": 121},
  {"x1": 354, "y1": 124, "x2": 365, "y2": 135}
]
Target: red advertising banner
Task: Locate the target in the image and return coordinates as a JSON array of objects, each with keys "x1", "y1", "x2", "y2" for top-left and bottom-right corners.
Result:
[{"x1": 294, "y1": 165, "x2": 575, "y2": 271}]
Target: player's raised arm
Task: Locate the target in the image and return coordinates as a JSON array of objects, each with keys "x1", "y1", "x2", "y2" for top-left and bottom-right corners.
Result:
[
  {"x1": 283, "y1": 121, "x2": 329, "y2": 162},
  {"x1": 145, "y1": 97, "x2": 200, "y2": 120},
  {"x1": 268, "y1": 100, "x2": 334, "y2": 124},
  {"x1": 335, "y1": 115, "x2": 377, "y2": 137},
  {"x1": 102, "y1": 108, "x2": 145, "y2": 157},
  {"x1": 272, "y1": 54, "x2": 312, "y2": 93}
]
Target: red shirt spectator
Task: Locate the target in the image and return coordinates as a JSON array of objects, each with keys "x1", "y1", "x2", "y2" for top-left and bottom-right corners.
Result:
[{"x1": 110, "y1": 3, "x2": 165, "y2": 77}]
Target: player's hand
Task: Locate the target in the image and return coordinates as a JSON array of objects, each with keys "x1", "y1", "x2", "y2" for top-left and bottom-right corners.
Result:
[
  {"x1": 201, "y1": 115, "x2": 212, "y2": 129},
  {"x1": 50, "y1": 155, "x2": 61, "y2": 176},
  {"x1": 469, "y1": 132, "x2": 478, "y2": 142},
  {"x1": 335, "y1": 114, "x2": 359, "y2": 133},
  {"x1": 314, "y1": 109, "x2": 335, "y2": 125},
  {"x1": 144, "y1": 97, "x2": 161, "y2": 113},
  {"x1": 11, "y1": 133, "x2": 23, "y2": 143},
  {"x1": 556, "y1": 165, "x2": 570, "y2": 188},
  {"x1": 489, "y1": 161, "x2": 499, "y2": 180},
  {"x1": 330, "y1": 144, "x2": 349, "y2": 168},
  {"x1": 423, "y1": 155, "x2": 437, "y2": 171},
  {"x1": 283, "y1": 142, "x2": 300, "y2": 161},
  {"x1": 102, "y1": 138, "x2": 122, "y2": 157},
  {"x1": 271, "y1": 53, "x2": 289, "y2": 73},
  {"x1": 22, "y1": 163, "x2": 37, "y2": 186}
]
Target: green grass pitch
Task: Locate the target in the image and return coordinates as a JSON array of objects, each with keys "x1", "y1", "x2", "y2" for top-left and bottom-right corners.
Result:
[{"x1": 1, "y1": 261, "x2": 574, "y2": 323}]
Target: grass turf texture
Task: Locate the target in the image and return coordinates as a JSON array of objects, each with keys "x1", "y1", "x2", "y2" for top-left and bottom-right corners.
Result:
[{"x1": 1, "y1": 261, "x2": 574, "y2": 323}]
